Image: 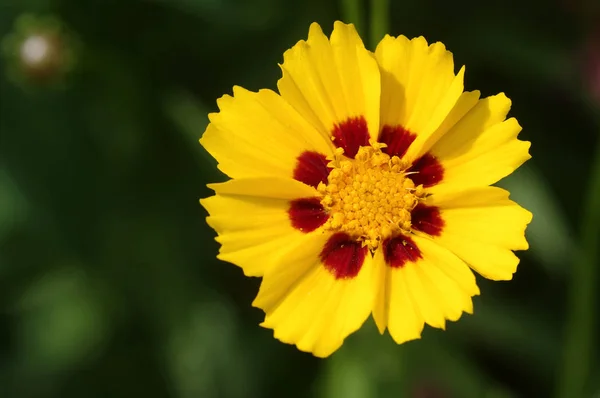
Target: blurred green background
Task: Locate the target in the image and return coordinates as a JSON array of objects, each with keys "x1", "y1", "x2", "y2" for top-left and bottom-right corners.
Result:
[{"x1": 0, "y1": 0, "x2": 599, "y2": 397}]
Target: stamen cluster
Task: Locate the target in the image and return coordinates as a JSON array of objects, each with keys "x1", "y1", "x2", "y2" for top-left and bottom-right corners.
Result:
[{"x1": 318, "y1": 143, "x2": 425, "y2": 250}]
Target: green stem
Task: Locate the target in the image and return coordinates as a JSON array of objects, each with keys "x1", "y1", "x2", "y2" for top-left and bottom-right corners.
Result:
[
  {"x1": 369, "y1": 0, "x2": 389, "y2": 50},
  {"x1": 557, "y1": 126, "x2": 600, "y2": 398},
  {"x1": 340, "y1": 0, "x2": 364, "y2": 37}
]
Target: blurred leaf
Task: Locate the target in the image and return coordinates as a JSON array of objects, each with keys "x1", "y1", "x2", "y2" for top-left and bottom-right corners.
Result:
[
  {"x1": 484, "y1": 390, "x2": 517, "y2": 398},
  {"x1": 456, "y1": 17, "x2": 571, "y2": 85},
  {"x1": 0, "y1": 167, "x2": 27, "y2": 242},
  {"x1": 0, "y1": 0, "x2": 596, "y2": 397},
  {"x1": 318, "y1": 321, "x2": 406, "y2": 398},
  {"x1": 452, "y1": 296, "x2": 558, "y2": 386},
  {"x1": 149, "y1": 0, "x2": 284, "y2": 29},
  {"x1": 0, "y1": 0, "x2": 53, "y2": 11},
  {"x1": 164, "y1": 90, "x2": 210, "y2": 148},
  {"x1": 319, "y1": 348, "x2": 376, "y2": 398},
  {"x1": 166, "y1": 299, "x2": 257, "y2": 398},
  {"x1": 498, "y1": 165, "x2": 574, "y2": 277},
  {"x1": 416, "y1": 337, "x2": 505, "y2": 398},
  {"x1": 15, "y1": 266, "x2": 109, "y2": 374},
  {"x1": 164, "y1": 89, "x2": 226, "y2": 181}
]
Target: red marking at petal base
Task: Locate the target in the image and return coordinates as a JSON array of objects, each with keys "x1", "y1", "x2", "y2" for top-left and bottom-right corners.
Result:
[
  {"x1": 332, "y1": 116, "x2": 370, "y2": 158},
  {"x1": 320, "y1": 233, "x2": 367, "y2": 279},
  {"x1": 407, "y1": 153, "x2": 444, "y2": 187},
  {"x1": 378, "y1": 124, "x2": 416, "y2": 158},
  {"x1": 293, "y1": 151, "x2": 331, "y2": 188},
  {"x1": 289, "y1": 198, "x2": 329, "y2": 233},
  {"x1": 383, "y1": 235, "x2": 422, "y2": 268},
  {"x1": 411, "y1": 204, "x2": 444, "y2": 236}
]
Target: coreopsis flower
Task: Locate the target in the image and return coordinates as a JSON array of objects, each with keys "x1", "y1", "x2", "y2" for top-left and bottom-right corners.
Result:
[{"x1": 200, "y1": 21, "x2": 532, "y2": 357}]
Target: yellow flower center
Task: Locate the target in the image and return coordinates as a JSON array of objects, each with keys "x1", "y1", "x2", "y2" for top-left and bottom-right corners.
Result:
[{"x1": 317, "y1": 142, "x2": 426, "y2": 250}]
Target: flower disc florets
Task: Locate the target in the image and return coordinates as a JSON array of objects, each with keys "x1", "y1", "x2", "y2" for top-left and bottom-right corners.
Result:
[{"x1": 318, "y1": 142, "x2": 426, "y2": 250}]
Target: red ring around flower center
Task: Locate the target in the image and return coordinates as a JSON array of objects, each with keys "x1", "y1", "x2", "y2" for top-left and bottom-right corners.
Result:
[
  {"x1": 320, "y1": 232, "x2": 368, "y2": 279},
  {"x1": 293, "y1": 151, "x2": 331, "y2": 189},
  {"x1": 383, "y1": 235, "x2": 422, "y2": 268},
  {"x1": 288, "y1": 197, "x2": 329, "y2": 233},
  {"x1": 331, "y1": 116, "x2": 370, "y2": 158}
]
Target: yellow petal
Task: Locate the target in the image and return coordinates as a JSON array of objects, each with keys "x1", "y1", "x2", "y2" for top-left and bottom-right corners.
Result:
[
  {"x1": 373, "y1": 236, "x2": 479, "y2": 344},
  {"x1": 207, "y1": 176, "x2": 317, "y2": 199},
  {"x1": 200, "y1": 86, "x2": 333, "y2": 180},
  {"x1": 278, "y1": 22, "x2": 380, "y2": 141},
  {"x1": 201, "y1": 177, "x2": 319, "y2": 276},
  {"x1": 375, "y1": 35, "x2": 464, "y2": 160},
  {"x1": 254, "y1": 234, "x2": 377, "y2": 357},
  {"x1": 428, "y1": 93, "x2": 531, "y2": 195},
  {"x1": 410, "y1": 236, "x2": 479, "y2": 318},
  {"x1": 372, "y1": 248, "x2": 424, "y2": 342},
  {"x1": 426, "y1": 186, "x2": 533, "y2": 280}
]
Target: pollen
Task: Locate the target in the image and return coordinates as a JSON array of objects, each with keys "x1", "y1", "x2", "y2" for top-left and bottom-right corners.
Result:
[{"x1": 318, "y1": 142, "x2": 426, "y2": 250}]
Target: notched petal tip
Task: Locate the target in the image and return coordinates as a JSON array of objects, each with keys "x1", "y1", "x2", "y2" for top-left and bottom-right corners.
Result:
[
  {"x1": 483, "y1": 254, "x2": 520, "y2": 281},
  {"x1": 521, "y1": 139, "x2": 533, "y2": 161},
  {"x1": 375, "y1": 322, "x2": 387, "y2": 335},
  {"x1": 375, "y1": 33, "x2": 395, "y2": 48},
  {"x1": 506, "y1": 117, "x2": 522, "y2": 133},
  {"x1": 524, "y1": 208, "x2": 534, "y2": 224},
  {"x1": 256, "y1": 318, "x2": 341, "y2": 358},
  {"x1": 333, "y1": 20, "x2": 355, "y2": 30},
  {"x1": 411, "y1": 35, "x2": 429, "y2": 47},
  {"x1": 204, "y1": 182, "x2": 222, "y2": 193},
  {"x1": 308, "y1": 21, "x2": 324, "y2": 36},
  {"x1": 378, "y1": 33, "x2": 393, "y2": 43},
  {"x1": 214, "y1": 93, "x2": 234, "y2": 111},
  {"x1": 198, "y1": 196, "x2": 210, "y2": 208},
  {"x1": 331, "y1": 20, "x2": 362, "y2": 44},
  {"x1": 494, "y1": 92, "x2": 512, "y2": 107},
  {"x1": 281, "y1": 39, "x2": 309, "y2": 66},
  {"x1": 231, "y1": 85, "x2": 250, "y2": 97},
  {"x1": 434, "y1": 40, "x2": 449, "y2": 49},
  {"x1": 199, "y1": 123, "x2": 224, "y2": 159},
  {"x1": 497, "y1": 270, "x2": 515, "y2": 281},
  {"x1": 388, "y1": 329, "x2": 423, "y2": 346},
  {"x1": 205, "y1": 111, "x2": 219, "y2": 126},
  {"x1": 517, "y1": 212, "x2": 533, "y2": 252}
]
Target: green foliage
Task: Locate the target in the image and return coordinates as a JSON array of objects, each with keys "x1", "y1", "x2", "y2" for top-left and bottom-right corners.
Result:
[{"x1": 0, "y1": 0, "x2": 598, "y2": 397}]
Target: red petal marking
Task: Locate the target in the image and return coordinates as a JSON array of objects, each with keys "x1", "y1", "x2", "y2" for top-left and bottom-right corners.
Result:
[
  {"x1": 293, "y1": 151, "x2": 331, "y2": 188},
  {"x1": 407, "y1": 153, "x2": 444, "y2": 187},
  {"x1": 288, "y1": 198, "x2": 329, "y2": 233},
  {"x1": 320, "y1": 233, "x2": 367, "y2": 279},
  {"x1": 331, "y1": 116, "x2": 370, "y2": 158},
  {"x1": 383, "y1": 235, "x2": 422, "y2": 268},
  {"x1": 411, "y1": 204, "x2": 444, "y2": 236},
  {"x1": 378, "y1": 124, "x2": 417, "y2": 158}
]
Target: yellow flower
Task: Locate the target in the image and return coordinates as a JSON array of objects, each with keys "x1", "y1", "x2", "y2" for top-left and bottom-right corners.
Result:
[{"x1": 200, "y1": 21, "x2": 532, "y2": 357}]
